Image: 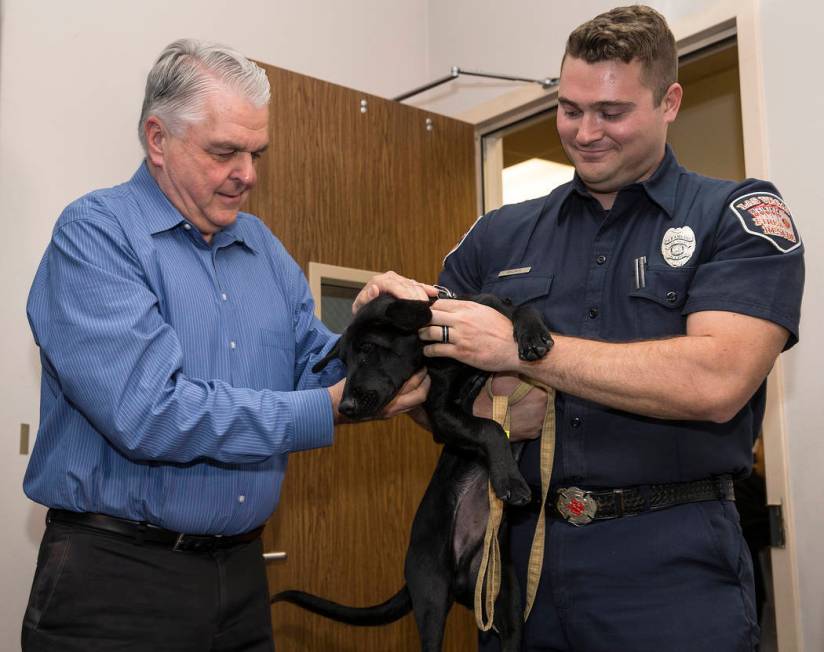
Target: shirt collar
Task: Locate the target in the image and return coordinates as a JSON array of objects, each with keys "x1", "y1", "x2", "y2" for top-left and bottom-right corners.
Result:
[
  {"x1": 557, "y1": 144, "x2": 681, "y2": 220},
  {"x1": 129, "y1": 162, "x2": 257, "y2": 252},
  {"x1": 638, "y1": 144, "x2": 680, "y2": 219},
  {"x1": 214, "y1": 218, "x2": 257, "y2": 253},
  {"x1": 554, "y1": 175, "x2": 593, "y2": 223}
]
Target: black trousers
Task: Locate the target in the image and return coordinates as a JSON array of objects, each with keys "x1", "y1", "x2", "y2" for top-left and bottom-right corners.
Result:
[{"x1": 22, "y1": 518, "x2": 274, "y2": 652}]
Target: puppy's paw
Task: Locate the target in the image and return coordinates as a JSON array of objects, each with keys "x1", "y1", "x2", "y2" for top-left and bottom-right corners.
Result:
[
  {"x1": 505, "y1": 476, "x2": 532, "y2": 506},
  {"x1": 517, "y1": 329, "x2": 553, "y2": 361},
  {"x1": 511, "y1": 306, "x2": 553, "y2": 361},
  {"x1": 492, "y1": 473, "x2": 532, "y2": 506}
]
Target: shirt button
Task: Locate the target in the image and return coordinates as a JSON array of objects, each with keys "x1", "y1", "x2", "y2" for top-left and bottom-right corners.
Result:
[
  {"x1": 229, "y1": 340, "x2": 237, "y2": 349},
  {"x1": 596, "y1": 255, "x2": 607, "y2": 265},
  {"x1": 238, "y1": 495, "x2": 246, "y2": 503},
  {"x1": 221, "y1": 293, "x2": 228, "y2": 301},
  {"x1": 183, "y1": 223, "x2": 192, "y2": 231},
  {"x1": 570, "y1": 417, "x2": 582, "y2": 429},
  {"x1": 588, "y1": 307, "x2": 599, "y2": 319},
  {"x1": 666, "y1": 291, "x2": 678, "y2": 303}
]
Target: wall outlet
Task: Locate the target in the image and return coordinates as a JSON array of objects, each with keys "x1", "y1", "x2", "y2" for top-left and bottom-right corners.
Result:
[{"x1": 20, "y1": 423, "x2": 30, "y2": 455}]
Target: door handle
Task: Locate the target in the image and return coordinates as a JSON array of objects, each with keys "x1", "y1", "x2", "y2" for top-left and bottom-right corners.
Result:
[{"x1": 263, "y1": 551, "x2": 287, "y2": 561}]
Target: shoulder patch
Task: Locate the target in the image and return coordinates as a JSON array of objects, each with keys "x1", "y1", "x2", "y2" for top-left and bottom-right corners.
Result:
[
  {"x1": 729, "y1": 191, "x2": 800, "y2": 253},
  {"x1": 442, "y1": 214, "x2": 483, "y2": 265}
]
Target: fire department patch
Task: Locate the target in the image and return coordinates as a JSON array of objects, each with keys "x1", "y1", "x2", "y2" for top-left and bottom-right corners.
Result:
[{"x1": 729, "y1": 191, "x2": 800, "y2": 253}]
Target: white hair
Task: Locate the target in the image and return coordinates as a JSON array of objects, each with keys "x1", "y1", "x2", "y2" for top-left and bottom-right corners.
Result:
[{"x1": 138, "y1": 38, "x2": 270, "y2": 152}]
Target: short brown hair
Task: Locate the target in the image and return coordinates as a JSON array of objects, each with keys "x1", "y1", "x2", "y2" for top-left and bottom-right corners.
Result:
[{"x1": 564, "y1": 5, "x2": 677, "y2": 105}]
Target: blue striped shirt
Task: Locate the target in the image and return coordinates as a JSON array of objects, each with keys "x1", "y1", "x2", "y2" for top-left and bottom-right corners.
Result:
[{"x1": 25, "y1": 163, "x2": 343, "y2": 535}]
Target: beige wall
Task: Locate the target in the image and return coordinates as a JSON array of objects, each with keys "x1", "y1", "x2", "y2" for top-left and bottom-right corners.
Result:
[
  {"x1": 669, "y1": 64, "x2": 746, "y2": 181},
  {"x1": 758, "y1": 1, "x2": 824, "y2": 648}
]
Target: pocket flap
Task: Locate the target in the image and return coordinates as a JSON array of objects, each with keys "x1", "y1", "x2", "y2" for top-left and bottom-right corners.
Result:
[
  {"x1": 483, "y1": 274, "x2": 553, "y2": 306},
  {"x1": 629, "y1": 268, "x2": 690, "y2": 309}
]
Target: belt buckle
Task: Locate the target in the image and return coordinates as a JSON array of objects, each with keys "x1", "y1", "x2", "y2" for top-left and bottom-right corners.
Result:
[
  {"x1": 172, "y1": 533, "x2": 220, "y2": 553},
  {"x1": 557, "y1": 487, "x2": 597, "y2": 526},
  {"x1": 172, "y1": 533, "x2": 187, "y2": 552}
]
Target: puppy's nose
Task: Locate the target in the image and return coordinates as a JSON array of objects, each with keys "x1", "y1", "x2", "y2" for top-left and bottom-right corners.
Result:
[
  {"x1": 339, "y1": 396, "x2": 358, "y2": 417},
  {"x1": 338, "y1": 389, "x2": 379, "y2": 419}
]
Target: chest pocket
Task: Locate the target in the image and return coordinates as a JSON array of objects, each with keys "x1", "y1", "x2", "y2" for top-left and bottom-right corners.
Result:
[
  {"x1": 481, "y1": 274, "x2": 553, "y2": 307},
  {"x1": 628, "y1": 267, "x2": 693, "y2": 338},
  {"x1": 255, "y1": 328, "x2": 296, "y2": 391}
]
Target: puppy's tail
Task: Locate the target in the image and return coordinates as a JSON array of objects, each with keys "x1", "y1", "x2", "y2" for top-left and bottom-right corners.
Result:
[{"x1": 271, "y1": 586, "x2": 412, "y2": 626}]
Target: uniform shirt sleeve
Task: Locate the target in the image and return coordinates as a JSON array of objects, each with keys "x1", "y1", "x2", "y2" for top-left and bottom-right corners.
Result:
[
  {"x1": 439, "y1": 212, "x2": 491, "y2": 294},
  {"x1": 27, "y1": 199, "x2": 335, "y2": 465},
  {"x1": 684, "y1": 180, "x2": 804, "y2": 349}
]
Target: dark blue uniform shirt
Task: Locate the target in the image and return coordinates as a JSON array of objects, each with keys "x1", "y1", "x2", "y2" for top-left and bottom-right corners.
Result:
[{"x1": 440, "y1": 147, "x2": 804, "y2": 489}]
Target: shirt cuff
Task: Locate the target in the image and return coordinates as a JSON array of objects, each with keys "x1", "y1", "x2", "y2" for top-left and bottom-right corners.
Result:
[{"x1": 288, "y1": 387, "x2": 335, "y2": 452}]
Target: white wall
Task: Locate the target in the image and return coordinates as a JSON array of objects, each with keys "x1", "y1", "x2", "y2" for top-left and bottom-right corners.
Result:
[
  {"x1": 0, "y1": 0, "x2": 430, "y2": 647},
  {"x1": 411, "y1": 0, "x2": 718, "y2": 116}
]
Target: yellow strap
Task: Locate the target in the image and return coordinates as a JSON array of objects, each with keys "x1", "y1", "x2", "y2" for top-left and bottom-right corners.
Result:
[
  {"x1": 523, "y1": 383, "x2": 555, "y2": 621},
  {"x1": 474, "y1": 378, "x2": 550, "y2": 631},
  {"x1": 473, "y1": 387, "x2": 508, "y2": 631},
  {"x1": 475, "y1": 475, "x2": 503, "y2": 630}
]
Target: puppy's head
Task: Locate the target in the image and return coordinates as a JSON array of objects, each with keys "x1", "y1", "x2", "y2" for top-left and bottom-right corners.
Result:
[{"x1": 313, "y1": 294, "x2": 432, "y2": 420}]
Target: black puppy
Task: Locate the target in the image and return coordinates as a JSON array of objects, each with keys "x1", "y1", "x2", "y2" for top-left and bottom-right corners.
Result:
[{"x1": 272, "y1": 293, "x2": 552, "y2": 652}]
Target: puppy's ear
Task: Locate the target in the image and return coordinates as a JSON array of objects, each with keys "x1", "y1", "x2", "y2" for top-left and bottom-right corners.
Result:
[
  {"x1": 312, "y1": 337, "x2": 342, "y2": 372},
  {"x1": 385, "y1": 299, "x2": 432, "y2": 332}
]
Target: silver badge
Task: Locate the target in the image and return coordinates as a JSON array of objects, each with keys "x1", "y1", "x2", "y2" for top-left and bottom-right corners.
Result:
[
  {"x1": 661, "y1": 226, "x2": 696, "y2": 267},
  {"x1": 556, "y1": 487, "x2": 597, "y2": 526}
]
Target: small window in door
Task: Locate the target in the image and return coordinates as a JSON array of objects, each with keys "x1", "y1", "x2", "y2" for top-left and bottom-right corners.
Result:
[
  {"x1": 319, "y1": 282, "x2": 360, "y2": 333},
  {"x1": 308, "y1": 262, "x2": 379, "y2": 333}
]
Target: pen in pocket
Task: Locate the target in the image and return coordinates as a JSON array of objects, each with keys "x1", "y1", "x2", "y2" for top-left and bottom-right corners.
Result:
[{"x1": 634, "y1": 256, "x2": 647, "y2": 289}]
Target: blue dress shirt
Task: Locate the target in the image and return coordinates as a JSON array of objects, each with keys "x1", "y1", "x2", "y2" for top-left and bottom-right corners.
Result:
[{"x1": 25, "y1": 163, "x2": 343, "y2": 535}]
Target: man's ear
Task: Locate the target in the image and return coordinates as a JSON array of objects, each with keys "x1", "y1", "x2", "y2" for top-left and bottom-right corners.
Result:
[
  {"x1": 312, "y1": 337, "x2": 342, "y2": 372},
  {"x1": 385, "y1": 299, "x2": 432, "y2": 332},
  {"x1": 144, "y1": 116, "x2": 167, "y2": 167},
  {"x1": 662, "y1": 82, "x2": 683, "y2": 124}
]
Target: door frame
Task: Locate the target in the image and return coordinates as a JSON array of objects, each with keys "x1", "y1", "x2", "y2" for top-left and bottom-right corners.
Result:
[{"x1": 460, "y1": 2, "x2": 802, "y2": 649}]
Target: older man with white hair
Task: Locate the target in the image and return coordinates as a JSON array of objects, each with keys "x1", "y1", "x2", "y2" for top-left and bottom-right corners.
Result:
[{"x1": 21, "y1": 39, "x2": 430, "y2": 651}]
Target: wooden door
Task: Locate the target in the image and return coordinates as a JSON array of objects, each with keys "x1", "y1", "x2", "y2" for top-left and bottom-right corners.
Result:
[{"x1": 246, "y1": 63, "x2": 478, "y2": 651}]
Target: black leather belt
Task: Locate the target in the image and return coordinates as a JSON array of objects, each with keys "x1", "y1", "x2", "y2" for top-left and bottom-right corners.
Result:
[
  {"x1": 527, "y1": 476, "x2": 735, "y2": 526},
  {"x1": 47, "y1": 509, "x2": 264, "y2": 552}
]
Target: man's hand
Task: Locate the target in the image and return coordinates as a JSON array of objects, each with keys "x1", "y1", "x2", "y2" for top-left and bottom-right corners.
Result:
[
  {"x1": 353, "y1": 271, "x2": 438, "y2": 314},
  {"x1": 420, "y1": 299, "x2": 522, "y2": 372},
  {"x1": 472, "y1": 374, "x2": 548, "y2": 442},
  {"x1": 328, "y1": 368, "x2": 431, "y2": 424},
  {"x1": 379, "y1": 368, "x2": 431, "y2": 419}
]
